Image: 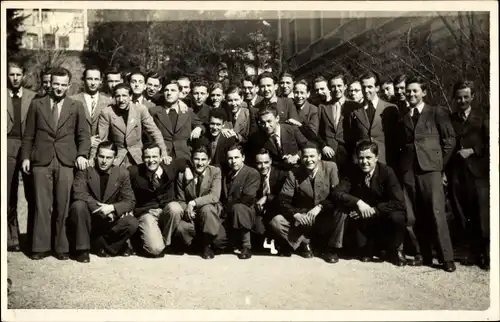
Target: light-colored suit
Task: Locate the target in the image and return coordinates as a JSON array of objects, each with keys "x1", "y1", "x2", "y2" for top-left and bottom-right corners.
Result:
[
  {"x1": 98, "y1": 102, "x2": 168, "y2": 167},
  {"x1": 228, "y1": 107, "x2": 251, "y2": 143}
]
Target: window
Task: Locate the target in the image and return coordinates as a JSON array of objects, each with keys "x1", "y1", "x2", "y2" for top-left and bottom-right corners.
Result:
[
  {"x1": 41, "y1": 9, "x2": 50, "y2": 22},
  {"x1": 24, "y1": 33, "x2": 39, "y2": 49},
  {"x1": 43, "y1": 34, "x2": 55, "y2": 49},
  {"x1": 288, "y1": 19, "x2": 297, "y2": 55},
  {"x1": 59, "y1": 36, "x2": 69, "y2": 50},
  {"x1": 29, "y1": 9, "x2": 39, "y2": 26},
  {"x1": 295, "y1": 18, "x2": 311, "y2": 52},
  {"x1": 72, "y1": 15, "x2": 83, "y2": 28}
]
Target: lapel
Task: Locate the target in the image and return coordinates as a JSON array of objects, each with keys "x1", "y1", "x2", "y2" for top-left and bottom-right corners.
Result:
[
  {"x1": 92, "y1": 93, "x2": 108, "y2": 125},
  {"x1": 185, "y1": 170, "x2": 197, "y2": 198},
  {"x1": 263, "y1": 132, "x2": 279, "y2": 155},
  {"x1": 462, "y1": 108, "x2": 482, "y2": 134},
  {"x1": 313, "y1": 162, "x2": 329, "y2": 200},
  {"x1": 369, "y1": 163, "x2": 382, "y2": 194},
  {"x1": 371, "y1": 99, "x2": 386, "y2": 130},
  {"x1": 88, "y1": 167, "x2": 101, "y2": 200},
  {"x1": 102, "y1": 167, "x2": 121, "y2": 202},
  {"x1": 233, "y1": 108, "x2": 247, "y2": 133},
  {"x1": 353, "y1": 105, "x2": 370, "y2": 130},
  {"x1": 298, "y1": 167, "x2": 314, "y2": 199},
  {"x1": 76, "y1": 93, "x2": 92, "y2": 124},
  {"x1": 57, "y1": 98, "x2": 73, "y2": 131},
  {"x1": 40, "y1": 96, "x2": 57, "y2": 132},
  {"x1": 155, "y1": 107, "x2": 175, "y2": 135},
  {"x1": 125, "y1": 103, "x2": 139, "y2": 138},
  {"x1": 111, "y1": 106, "x2": 127, "y2": 135},
  {"x1": 21, "y1": 89, "x2": 35, "y2": 124},
  {"x1": 298, "y1": 102, "x2": 310, "y2": 123},
  {"x1": 7, "y1": 93, "x2": 14, "y2": 122},
  {"x1": 174, "y1": 103, "x2": 190, "y2": 132},
  {"x1": 414, "y1": 104, "x2": 433, "y2": 132},
  {"x1": 322, "y1": 102, "x2": 336, "y2": 130},
  {"x1": 228, "y1": 165, "x2": 246, "y2": 195}
]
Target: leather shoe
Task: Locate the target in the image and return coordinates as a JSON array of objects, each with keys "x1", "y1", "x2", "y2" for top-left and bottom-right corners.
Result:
[
  {"x1": 8, "y1": 245, "x2": 21, "y2": 252},
  {"x1": 478, "y1": 255, "x2": 490, "y2": 271},
  {"x1": 30, "y1": 251, "x2": 51, "y2": 260},
  {"x1": 75, "y1": 251, "x2": 90, "y2": 263},
  {"x1": 407, "y1": 254, "x2": 423, "y2": 266},
  {"x1": 237, "y1": 247, "x2": 252, "y2": 260},
  {"x1": 322, "y1": 251, "x2": 339, "y2": 264},
  {"x1": 202, "y1": 245, "x2": 215, "y2": 260},
  {"x1": 443, "y1": 261, "x2": 456, "y2": 272},
  {"x1": 460, "y1": 255, "x2": 476, "y2": 266},
  {"x1": 97, "y1": 249, "x2": 111, "y2": 258},
  {"x1": 54, "y1": 252, "x2": 70, "y2": 260},
  {"x1": 120, "y1": 246, "x2": 133, "y2": 257},
  {"x1": 298, "y1": 243, "x2": 313, "y2": 259},
  {"x1": 391, "y1": 250, "x2": 408, "y2": 267}
]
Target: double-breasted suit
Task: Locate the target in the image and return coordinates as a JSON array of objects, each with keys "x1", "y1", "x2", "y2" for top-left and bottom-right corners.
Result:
[{"x1": 228, "y1": 107, "x2": 252, "y2": 143}]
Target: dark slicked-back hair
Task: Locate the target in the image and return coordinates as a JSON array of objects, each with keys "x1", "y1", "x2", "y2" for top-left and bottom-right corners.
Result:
[
  {"x1": 393, "y1": 74, "x2": 407, "y2": 85},
  {"x1": 209, "y1": 107, "x2": 228, "y2": 122},
  {"x1": 105, "y1": 67, "x2": 122, "y2": 78},
  {"x1": 359, "y1": 71, "x2": 380, "y2": 86},
  {"x1": 82, "y1": 66, "x2": 102, "y2": 79},
  {"x1": 224, "y1": 84, "x2": 243, "y2": 97},
  {"x1": 227, "y1": 143, "x2": 245, "y2": 156},
  {"x1": 294, "y1": 79, "x2": 310, "y2": 92},
  {"x1": 255, "y1": 148, "x2": 271, "y2": 158},
  {"x1": 192, "y1": 144, "x2": 211, "y2": 158},
  {"x1": 406, "y1": 76, "x2": 428, "y2": 92},
  {"x1": 8, "y1": 60, "x2": 25, "y2": 73},
  {"x1": 257, "y1": 71, "x2": 277, "y2": 84},
  {"x1": 191, "y1": 79, "x2": 209, "y2": 90},
  {"x1": 209, "y1": 82, "x2": 224, "y2": 93},
  {"x1": 51, "y1": 67, "x2": 72, "y2": 82},
  {"x1": 301, "y1": 141, "x2": 321, "y2": 154},
  {"x1": 329, "y1": 74, "x2": 348, "y2": 86},
  {"x1": 127, "y1": 70, "x2": 146, "y2": 83},
  {"x1": 313, "y1": 75, "x2": 328, "y2": 85},
  {"x1": 97, "y1": 141, "x2": 118, "y2": 156},
  {"x1": 279, "y1": 71, "x2": 294, "y2": 81},
  {"x1": 41, "y1": 67, "x2": 52, "y2": 79},
  {"x1": 381, "y1": 77, "x2": 393, "y2": 85},
  {"x1": 163, "y1": 80, "x2": 181, "y2": 91},
  {"x1": 258, "y1": 104, "x2": 279, "y2": 118},
  {"x1": 355, "y1": 140, "x2": 379, "y2": 156},
  {"x1": 142, "y1": 142, "x2": 161, "y2": 154},
  {"x1": 453, "y1": 80, "x2": 475, "y2": 96},
  {"x1": 113, "y1": 83, "x2": 133, "y2": 95},
  {"x1": 146, "y1": 71, "x2": 161, "y2": 82},
  {"x1": 242, "y1": 75, "x2": 257, "y2": 85}
]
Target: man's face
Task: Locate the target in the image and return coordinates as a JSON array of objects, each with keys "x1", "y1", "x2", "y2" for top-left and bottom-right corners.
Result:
[
  {"x1": 259, "y1": 77, "x2": 277, "y2": 100},
  {"x1": 357, "y1": 149, "x2": 378, "y2": 174},
  {"x1": 210, "y1": 88, "x2": 224, "y2": 107},
  {"x1": 330, "y1": 78, "x2": 346, "y2": 100},
  {"x1": 51, "y1": 75, "x2": 70, "y2": 100},
  {"x1": 227, "y1": 148, "x2": 245, "y2": 172},
  {"x1": 84, "y1": 69, "x2": 102, "y2": 94},
  {"x1": 381, "y1": 82, "x2": 394, "y2": 101},
  {"x1": 164, "y1": 84, "x2": 180, "y2": 104},
  {"x1": 145, "y1": 77, "x2": 161, "y2": 98},
  {"x1": 406, "y1": 83, "x2": 426, "y2": 107},
  {"x1": 255, "y1": 153, "x2": 272, "y2": 176},
  {"x1": 143, "y1": 147, "x2": 161, "y2": 172},
  {"x1": 279, "y1": 76, "x2": 294, "y2": 96},
  {"x1": 454, "y1": 88, "x2": 474, "y2": 111},
  {"x1": 394, "y1": 81, "x2": 406, "y2": 101},
  {"x1": 192, "y1": 86, "x2": 208, "y2": 107},
  {"x1": 130, "y1": 74, "x2": 145, "y2": 96},
  {"x1": 348, "y1": 82, "x2": 363, "y2": 103},
  {"x1": 361, "y1": 77, "x2": 379, "y2": 101},
  {"x1": 42, "y1": 74, "x2": 52, "y2": 93},
  {"x1": 259, "y1": 112, "x2": 279, "y2": 135},
  {"x1": 178, "y1": 79, "x2": 191, "y2": 99},
  {"x1": 8, "y1": 66, "x2": 24, "y2": 90},
  {"x1": 293, "y1": 84, "x2": 310, "y2": 107},
  {"x1": 96, "y1": 148, "x2": 116, "y2": 172},
  {"x1": 242, "y1": 80, "x2": 257, "y2": 101},
  {"x1": 218, "y1": 69, "x2": 228, "y2": 82},
  {"x1": 192, "y1": 151, "x2": 210, "y2": 175},
  {"x1": 301, "y1": 148, "x2": 321, "y2": 171},
  {"x1": 106, "y1": 73, "x2": 122, "y2": 92},
  {"x1": 209, "y1": 117, "x2": 224, "y2": 137},
  {"x1": 114, "y1": 88, "x2": 131, "y2": 110},
  {"x1": 226, "y1": 92, "x2": 242, "y2": 114},
  {"x1": 314, "y1": 81, "x2": 331, "y2": 102}
]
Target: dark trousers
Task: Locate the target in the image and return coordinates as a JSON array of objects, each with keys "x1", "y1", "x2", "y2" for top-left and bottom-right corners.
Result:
[
  {"x1": 216, "y1": 203, "x2": 256, "y2": 249},
  {"x1": 31, "y1": 158, "x2": 74, "y2": 253},
  {"x1": 403, "y1": 168, "x2": 454, "y2": 262},
  {"x1": 7, "y1": 141, "x2": 35, "y2": 247},
  {"x1": 448, "y1": 163, "x2": 489, "y2": 255},
  {"x1": 69, "y1": 200, "x2": 139, "y2": 255},
  {"x1": 351, "y1": 211, "x2": 406, "y2": 253},
  {"x1": 175, "y1": 204, "x2": 222, "y2": 246}
]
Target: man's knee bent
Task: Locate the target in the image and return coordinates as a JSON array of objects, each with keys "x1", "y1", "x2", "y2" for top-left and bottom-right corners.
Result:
[
  {"x1": 199, "y1": 204, "x2": 219, "y2": 220},
  {"x1": 69, "y1": 201, "x2": 89, "y2": 221},
  {"x1": 270, "y1": 215, "x2": 288, "y2": 232},
  {"x1": 164, "y1": 202, "x2": 184, "y2": 218},
  {"x1": 121, "y1": 216, "x2": 139, "y2": 235}
]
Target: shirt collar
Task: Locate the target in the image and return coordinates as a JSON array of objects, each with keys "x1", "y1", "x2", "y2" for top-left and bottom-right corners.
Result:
[
  {"x1": 50, "y1": 97, "x2": 64, "y2": 107},
  {"x1": 334, "y1": 96, "x2": 345, "y2": 106},
  {"x1": 268, "y1": 95, "x2": 278, "y2": 104},
  {"x1": 462, "y1": 106, "x2": 472, "y2": 119},
  {"x1": 309, "y1": 167, "x2": 319, "y2": 179},
  {"x1": 233, "y1": 108, "x2": 241, "y2": 119},
  {"x1": 274, "y1": 124, "x2": 281, "y2": 137},
  {"x1": 84, "y1": 92, "x2": 99, "y2": 100},
  {"x1": 365, "y1": 96, "x2": 379, "y2": 109},
  {"x1": 165, "y1": 102, "x2": 179, "y2": 114},
  {"x1": 154, "y1": 166, "x2": 163, "y2": 178},
  {"x1": 9, "y1": 88, "x2": 23, "y2": 98},
  {"x1": 412, "y1": 101, "x2": 425, "y2": 114},
  {"x1": 231, "y1": 166, "x2": 243, "y2": 179}
]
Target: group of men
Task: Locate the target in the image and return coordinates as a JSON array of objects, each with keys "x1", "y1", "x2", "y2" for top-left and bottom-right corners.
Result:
[{"x1": 6, "y1": 60, "x2": 489, "y2": 274}]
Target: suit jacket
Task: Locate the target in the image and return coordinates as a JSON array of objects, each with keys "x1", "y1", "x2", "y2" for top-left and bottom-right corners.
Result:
[
  {"x1": 279, "y1": 161, "x2": 340, "y2": 221},
  {"x1": 7, "y1": 87, "x2": 36, "y2": 158},
  {"x1": 222, "y1": 165, "x2": 261, "y2": 214},
  {"x1": 257, "y1": 166, "x2": 288, "y2": 215},
  {"x1": 448, "y1": 108, "x2": 488, "y2": 178},
  {"x1": 128, "y1": 158, "x2": 189, "y2": 217},
  {"x1": 21, "y1": 95, "x2": 90, "y2": 167},
  {"x1": 349, "y1": 98, "x2": 400, "y2": 166},
  {"x1": 98, "y1": 102, "x2": 168, "y2": 166},
  {"x1": 176, "y1": 165, "x2": 222, "y2": 208},
  {"x1": 70, "y1": 92, "x2": 113, "y2": 135},
  {"x1": 149, "y1": 102, "x2": 204, "y2": 159},
  {"x1": 72, "y1": 166, "x2": 135, "y2": 218},
  {"x1": 248, "y1": 123, "x2": 308, "y2": 171},
  {"x1": 399, "y1": 104, "x2": 456, "y2": 173},
  {"x1": 192, "y1": 103, "x2": 212, "y2": 127},
  {"x1": 332, "y1": 162, "x2": 406, "y2": 215},
  {"x1": 297, "y1": 101, "x2": 320, "y2": 134},
  {"x1": 228, "y1": 107, "x2": 251, "y2": 143},
  {"x1": 251, "y1": 97, "x2": 300, "y2": 134}
]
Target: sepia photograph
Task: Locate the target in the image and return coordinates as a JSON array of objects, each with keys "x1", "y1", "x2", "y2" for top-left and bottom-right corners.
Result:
[{"x1": 1, "y1": 1, "x2": 498, "y2": 321}]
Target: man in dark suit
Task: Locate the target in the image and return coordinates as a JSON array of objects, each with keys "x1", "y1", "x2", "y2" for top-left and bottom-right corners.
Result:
[
  {"x1": 247, "y1": 106, "x2": 308, "y2": 171},
  {"x1": 191, "y1": 80, "x2": 211, "y2": 127},
  {"x1": 398, "y1": 76, "x2": 456, "y2": 272},
  {"x1": 35, "y1": 67, "x2": 52, "y2": 98},
  {"x1": 128, "y1": 70, "x2": 156, "y2": 109},
  {"x1": 221, "y1": 145, "x2": 261, "y2": 259},
  {"x1": 6, "y1": 60, "x2": 37, "y2": 252},
  {"x1": 128, "y1": 143, "x2": 189, "y2": 257},
  {"x1": 69, "y1": 141, "x2": 138, "y2": 263},
  {"x1": 242, "y1": 75, "x2": 263, "y2": 110},
  {"x1": 144, "y1": 71, "x2": 163, "y2": 105},
  {"x1": 347, "y1": 80, "x2": 364, "y2": 104},
  {"x1": 392, "y1": 74, "x2": 411, "y2": 118},
  {"x1": 271, "y1": 143, "x2": 343, "y2": 263},
  {"x1": 165, "y1": 145, "x2": 223, "y2": 259},
  {"x1": 381, "y1": 78, "x2": 395, "y2": 103},
  {"x1": 71, "y1": 66, "x2": 113, "y2": 162},
  {"x1": 292, "y1": 79, "x2": 320, "y2": 137},
  {"x1": 149, "y1": 81, "x2": 205, "y2": 159},
  {"x1": 316, "y1": 74, "x2": 358, "y2": 170},
  {"x1": 278, "y1": 71, "x2": 295, "y2": 99},
  {"x1": 446, "y1": 80, "x2": 489, "y2": 270},
  {"x1": 332, "y1": 141, "x2": 407, "y2": 266},
  {"x1": 348, "y1": 71, "x2": 400, "y2": 168},
  {"x1": 21, "y1": 67, "x2": 91, "y2": 260},
  {"x1": 220, "y1": 85, "x2": 252, "y2": 144},
  {"x1": 104, "y1": 67, "x2": 123, "y2": 95}
]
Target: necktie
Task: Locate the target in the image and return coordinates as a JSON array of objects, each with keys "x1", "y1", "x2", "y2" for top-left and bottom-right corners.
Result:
[
  {"x1": 271, "y1": 134, "x2": 283, "y2": 156},
  {"x1": 91, "y1": 96, "x2": 97, "y2": 117},
  {"x1": 365, "y1": 173, "x2": 371, "y2": 187},
  {"x1": 366, "y1": 101, "x2": 375, "y2": 125},
  {"x1": 412, "y1": 108, "x2": 420, "y2": 126},
  {"x1": 233, "y1": 113, "x2": 238, "y2": 127},
  {"x1": 332, "y1": 102, "x2": 340, "y2": 129},
  {"x1": 12, "y1": 91, "x2": 19, "y2": 98},
  {"x1": 262, "y1": 174, "x2": 271, "y2": 196},
  {"x1": 151, "y1": 173, "x2": 160, "y2": 190},
  {"x1": 195, "y1": 175, "x2": 203, "y2": 196},
  {"x1": 460, "y1": 112, "x2": 467, "y2": 123},
  {"x1": 210, "y1": 140, "x2": 217, "y2": 160},
  {"x1": 168, "y1": 108, "x2": 178, "y2": 126},
  {"x1": 52, "y1": 101, "x2": 59, "y2": 128}
]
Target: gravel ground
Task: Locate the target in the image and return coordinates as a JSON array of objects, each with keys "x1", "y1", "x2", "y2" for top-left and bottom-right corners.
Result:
[{"x1": 6, "y1": 183, "x2": 491, "y2": 310}]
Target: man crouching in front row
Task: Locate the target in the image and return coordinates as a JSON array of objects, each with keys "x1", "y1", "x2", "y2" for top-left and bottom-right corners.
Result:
[{"x1": 69, "y1": 141, "x2": 138, "y2": 263}]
